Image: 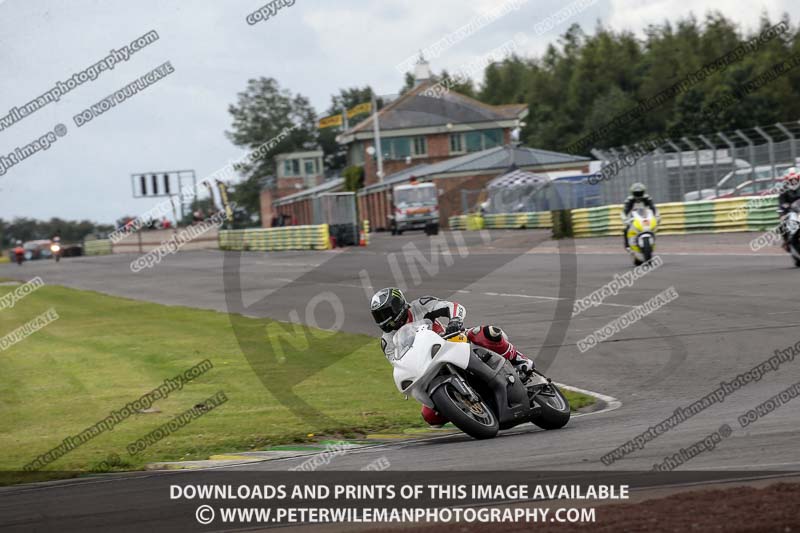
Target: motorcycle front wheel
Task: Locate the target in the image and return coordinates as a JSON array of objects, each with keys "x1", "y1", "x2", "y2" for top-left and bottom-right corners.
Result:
[
  {"x1": 431, "y1": 382, "x2": 499, "y2": 439},
  {"x1": 641, "y1": 239, "x2": 653, "y2": 263}
]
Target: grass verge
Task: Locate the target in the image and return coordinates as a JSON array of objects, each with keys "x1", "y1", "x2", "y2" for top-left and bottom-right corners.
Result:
[{"x1": 0, "y1": 280, "x2": 594, "y2": 477}]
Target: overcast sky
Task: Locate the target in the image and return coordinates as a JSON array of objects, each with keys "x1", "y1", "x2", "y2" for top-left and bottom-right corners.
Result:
[{"x1": 0, "y1": 0, "x2": 797, "y2": 224}]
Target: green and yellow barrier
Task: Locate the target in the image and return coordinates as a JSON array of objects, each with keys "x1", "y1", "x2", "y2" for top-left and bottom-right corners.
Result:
[
  {"x1": 449, "y1": 216, "x2": 467, "y2": 230},
  {"x1": 83, "y1": 238, "x2": 112, "y2": 255},
  {"x1": 572, "y1": 196, "x2": 781, "y2": 238},
  {"x1": 451, "y1": 196, "x2": 781, "y2": 237},
  {"x1": 484, "y1": 212, "x2": 552, "y2": 229},
  {"x1": 450, "y1": 212, "x2": 553, "y2": 230},
  {"x1": 219, "y1": 225, "x2": 331, "y2": 252}
]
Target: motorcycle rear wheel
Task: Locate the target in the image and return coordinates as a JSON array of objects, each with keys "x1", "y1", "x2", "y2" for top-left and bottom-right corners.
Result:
[
  {"x1": 791, "y1": 234, "x2": 800, "y2": 267},
  {"x1": 529, "y1": 377, "x2": 571, "y2": 430},
  {"x1": 431, "y1": 382, "x2": 499, "y2": 439}
]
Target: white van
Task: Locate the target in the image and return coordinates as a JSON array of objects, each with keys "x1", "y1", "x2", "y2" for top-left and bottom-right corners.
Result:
[{"x1": 389, "y1": 182, "x2": 439, "y2": 235}]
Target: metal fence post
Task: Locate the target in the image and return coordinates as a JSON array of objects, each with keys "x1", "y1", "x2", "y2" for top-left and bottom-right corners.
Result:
[
  {"x1": 698, "y1": 134, "x2": 718, "y2": 199},
  {"x1": 776, "y1": 122, "x2": 796, "y2": 165},
  {"x1": 607, "y1": 147, "x2": 620, "y2": 203},
  {"x1": 754, "y1": 126, "x2": 775, "y2": 185},
  {"x1": 682, "y1": 136, "x2": 702, "y2": 197},
  {"x1": 590, "y1": 148, "x2": 608, "y2": 205},
  {"x1": 735, "y1": 129, "x2": 756, "y2": 184},
  {"x1": 718, "y1": 132, "x2": 737, "y2": 195},
  {"x1": 666, "y1": 140, "x2": 683, "y2": 201}
]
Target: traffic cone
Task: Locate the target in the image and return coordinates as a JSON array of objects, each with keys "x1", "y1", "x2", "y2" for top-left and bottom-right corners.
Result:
[{"x1": 359, "y1": 229, "x2": 366, "y2": 246}]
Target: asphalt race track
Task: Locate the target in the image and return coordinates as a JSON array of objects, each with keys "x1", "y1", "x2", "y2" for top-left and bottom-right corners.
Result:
[
  {"x1": 2, "y1": 230, "x2": 799, "y2": 471},
  {"x1": 1, "y1": 230, "x2": 799, "y2": 529}
]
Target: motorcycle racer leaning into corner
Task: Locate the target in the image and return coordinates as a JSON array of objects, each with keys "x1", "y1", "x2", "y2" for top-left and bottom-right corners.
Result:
[
  {"x1": 778, "y1": 167, "x2": 800, "y2": 251},
  {"x1": 370, "y1": 287, "x2": 535, "y2": 426},
  {"x1": 621, "y1": 182, "x2": 659, "y2": 251}
]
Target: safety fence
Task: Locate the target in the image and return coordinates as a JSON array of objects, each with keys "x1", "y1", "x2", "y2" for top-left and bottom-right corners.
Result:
[
  {"x1": 218, "y1": 225, "x2": 331, "y2": 251},
  {"x1": 591, "y1": 120, "x2": 800, "y2": 206},
  {"x1": 450, "y1": 197, "x2": 779, "y2": 237},
  {"x1": 449, "y1": 212, "x2": 553, "y2": 231},
  {"x1": 83, "y1": 238, "x2": 112, "y2": 255}
]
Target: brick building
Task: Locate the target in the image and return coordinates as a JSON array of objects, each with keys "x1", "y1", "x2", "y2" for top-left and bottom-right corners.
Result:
[
  {"x1": 336, "y1": 61, "x2": 528, "y2": 187},
  {"x1": 356, "y1": 145, "x2": 590, "y2": 230},
  {"x1": 262, "y1": 62, "x2": 590, "y2": 229},
  {"x1": 260, "y1": 150, "x2": 325, "y2": 227}
]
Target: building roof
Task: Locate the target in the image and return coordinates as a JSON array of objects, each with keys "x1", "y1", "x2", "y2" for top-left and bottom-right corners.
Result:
[
  {"x1": 275, "y1": 150, "x2": 323, "y2": 160},
  {"x1": 273, "y1": 177, "x2": 345, "y2": 205},
  {"x1": 359, "y1": 145, "x2": 589, "y2": 194},
  {"x1": 338, "y1": 81, "x2": 527, "y2": 143}
]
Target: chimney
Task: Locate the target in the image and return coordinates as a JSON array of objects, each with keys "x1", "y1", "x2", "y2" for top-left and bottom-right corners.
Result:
[{"x1": 414, "y1": 53, "x2": 431, "y2": 86}]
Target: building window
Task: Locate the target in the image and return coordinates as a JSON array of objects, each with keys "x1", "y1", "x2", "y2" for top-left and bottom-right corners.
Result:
[
  {"x1": 452, "y1": 129, "x2": 504, "y2": 153},
  {"x1": 349, "y1": 142, "x2": 365, "y2": 165},
  {"x1": 449, "y1": 134, "x2": 464, "y2": 154},
  {"x1": 465, "y1": 131, "x2": 483, "y2": 152},
  {"x1": 303, "y1": 159, "x2": 316, "y2": 175},
  {"x1": 381, "y1": 137, "x2": 411, "y2": 160},
  {"x1": 283, "y1": 159, "x2": 300, "y2": 176},
  {"x1": 482, "y1": 129, "x2": 502, "y2": 149},
  {"x1": 412, "y1": 136, "x2": 427, "y2": 157}
]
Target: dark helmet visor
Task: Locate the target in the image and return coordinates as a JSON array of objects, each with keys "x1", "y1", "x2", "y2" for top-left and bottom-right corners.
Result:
[{"x1": 371, "y1": 299, "x2": 407, "y2": 332}]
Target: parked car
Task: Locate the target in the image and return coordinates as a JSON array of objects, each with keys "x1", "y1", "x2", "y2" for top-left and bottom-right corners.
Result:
[
  {"x1": 61, "y1": 243, "x2": 83, "y2": 257},
  {"x1": 23, "y1": 240, "x2": 53, "y2": 261},
  {"x1": 20, "y1": 240, "x2": 82, "y2": 260},
  {"x1": 684, "y1": 161, "x2": 799, "y2": 201},
  {"x1": 714, "y1": 178, "x2": 783, "y2": 199}
]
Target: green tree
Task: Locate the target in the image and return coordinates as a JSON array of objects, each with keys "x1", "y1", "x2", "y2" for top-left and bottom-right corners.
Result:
[
  {"x1": 226, "y1": 77, "x2": 318, "y2": 224},
  {"x1": 318, "y1": 86, "x2": 375, "y2": 172},
  {"x1": 474, "y1": 14, "x2": 800, "y2": 154},
  {"x1": 439, "y1": 70, "x2": 476, "y2": 98},
  {"x1": 342, "y1": 165, "x2": 364, "y2": 192}
]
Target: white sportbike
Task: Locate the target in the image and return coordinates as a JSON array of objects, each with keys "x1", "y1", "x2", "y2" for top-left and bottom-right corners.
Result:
[
  {"x1": 624, "y1": 207, "x2": 659, "y2": 266},
  {"x1": 389, "y1": 319, "x2": 570, "y2": 439}
]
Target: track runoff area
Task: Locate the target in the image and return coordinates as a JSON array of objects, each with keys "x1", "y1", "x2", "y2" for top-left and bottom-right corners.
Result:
[{"x1": 1, "y1": 228, "x2": 799, "y2": 531}]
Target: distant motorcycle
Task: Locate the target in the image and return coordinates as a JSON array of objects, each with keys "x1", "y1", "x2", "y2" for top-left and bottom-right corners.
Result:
[
  {"x1": 783, "y1": 200, "x2": 800, "y2": 267},
  {"x1": 13, "y1": 246, "x2": 24, "y2": 266},
  {"x1": 50, "y1": 241, "x2": 61, "y2": 262},
  {"x1": 624, "y1": 207, "x2": 659, "y2": 266},
  {"x1": 389, "y1": 319, "x2": 570, "y2": 440}
]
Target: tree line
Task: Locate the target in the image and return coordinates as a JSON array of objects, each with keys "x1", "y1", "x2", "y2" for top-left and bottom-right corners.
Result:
[
  {"x1": 222, "y1": 12, "x2": 800, "y2": 225},
  {"x1": 0, "y1": 218, "x2": 113, "y2": 248}
]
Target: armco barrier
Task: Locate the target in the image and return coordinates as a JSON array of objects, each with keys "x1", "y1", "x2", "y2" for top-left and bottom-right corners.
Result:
[
  {"x1": 218, "y1": 225, "x2": 331, "y2": 251},
  {"x1": 449, "y1": 216, "x2": 467, "y2": 230},
  {"x1": 450, "y1": 212, "x2": 553, "y2": 230},
  {"x1": 83, "y1": 238, "x2": 112, "y2": 255},
  {"x1": 450, "y1": 196, "x2": 780, "y2": 237},
  {"x1": 484, "y1": 212, "x2": 552, "y2": 229},
  {"x1": 571, "y1": 196, "x2": 780, "y2": 238}
]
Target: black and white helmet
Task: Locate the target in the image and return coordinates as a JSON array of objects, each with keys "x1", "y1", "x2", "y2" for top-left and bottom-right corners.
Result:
[
  {"x1": 630, "y1": 182, "x2": 646, "y2": 198},
  {"x1": 370, "y1": 287, "x2": 410, "y2": 333}
]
